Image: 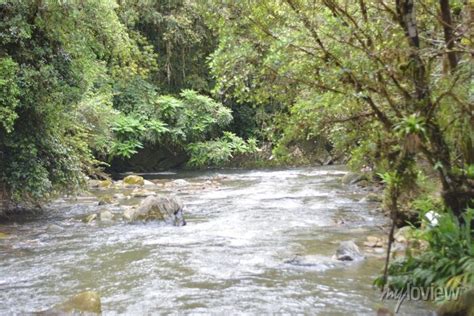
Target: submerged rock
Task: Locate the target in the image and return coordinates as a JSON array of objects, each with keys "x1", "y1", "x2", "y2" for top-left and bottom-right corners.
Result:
[
  {"x1": 333, "y1": 240, "x2": 364, "y2": 261},
  {"x1": 41, "y1": 291, "x2": 101, "y2": 314},
  {"x1": 284, "y1": 254, "x2": 336, "y2": 271},
  {"x1": 123, "y1": 175, "x2": 145, "y2": 187},
  {"x1": 126, "y1": 196, "x2": 186, "y2": 226},
  {"x1": 99, "y1": 210, "x2": 114, "y2": 222},
  {"x1": 46, "y1": 224, "x2": 64, "y2": 233}
]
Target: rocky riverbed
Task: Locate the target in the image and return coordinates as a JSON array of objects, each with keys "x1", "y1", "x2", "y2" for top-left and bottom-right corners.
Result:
[{"x1": 0, "y1": 167, "x2": 433, "y2": 314}]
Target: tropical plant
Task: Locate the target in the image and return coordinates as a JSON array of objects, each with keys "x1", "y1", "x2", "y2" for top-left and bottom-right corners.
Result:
[{"x1": 375, "y1": 208, "x2": 474, "y2": 301}]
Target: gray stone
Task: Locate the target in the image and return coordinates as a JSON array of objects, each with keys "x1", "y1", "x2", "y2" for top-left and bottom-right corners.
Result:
[
  {"x1": 131, "y1": 196, "x2": 186, "y2": 226},
  {"x1": 99, "y1": 210, "x2": 114, "y2": 222},
  {"x1": 334, "y1": 240, "x2": 364, "y2": 261},
  {"x1": 341, "y1": 172, "x2": 367, "y2": 185}
]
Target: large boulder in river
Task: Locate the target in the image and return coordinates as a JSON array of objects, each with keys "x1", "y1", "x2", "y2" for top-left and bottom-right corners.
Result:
[
  {"x1": 123, "y1": 175, "x2": 145, "y2": 186},
  {"x1": 333, "y1": 241, "x2": 364, "y2": 261},
  {"x1": 125, "y1": 196, "x2": 186, "y2": 226},
  {"x1": 40, "y1": 291, "x2": 101, "y2": 314}
]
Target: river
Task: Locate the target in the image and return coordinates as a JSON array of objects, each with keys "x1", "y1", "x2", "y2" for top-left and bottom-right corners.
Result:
[{"x1": 0, "y1": 166, "x2": 433, "y2": 314}]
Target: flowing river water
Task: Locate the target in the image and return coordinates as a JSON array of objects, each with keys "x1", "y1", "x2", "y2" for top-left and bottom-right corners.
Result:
[{"x1": 0, "y1": 166, "x2": 433, "y2": 315}]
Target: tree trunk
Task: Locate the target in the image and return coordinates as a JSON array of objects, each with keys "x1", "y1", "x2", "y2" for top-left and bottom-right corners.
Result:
[
  {"x1": 439, "y1": 0, "x2": 458, "y2": 72},
  {"x1": 396, "y1": 0, "x2": 473, "y2": 217}
]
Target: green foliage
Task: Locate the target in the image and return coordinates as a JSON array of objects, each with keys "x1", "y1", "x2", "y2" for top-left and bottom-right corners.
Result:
[
  {"x1": 394, "y1": 114, "x2": 427, "y2": 137},
  {"x1": 0, "y1": 0, "x2": 148, "y2": 207},
  {"x1": 376, "y1": 209, "x2": 474, "y2": 299},
  {"x1": 107, "y1": 88, "x2": 237, "y2": 162},
  {"x1": 187, "y1": 132, "x2": 258, "y2": 167},
  {"x1": 112, "y1": 116, "x2": 146, "y2": 138},
  {"x1": 0, "y1": 57, "x2": 20, "y2": 133},
  {"x1": 109, "y1": 115, "x2": 146, "y2": 158},
  {"x1": 116, "y1": 0, "x2": 215, "y2": 93}
]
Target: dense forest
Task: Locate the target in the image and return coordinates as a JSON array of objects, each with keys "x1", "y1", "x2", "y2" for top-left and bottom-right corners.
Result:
[{"x1": 0, "y1": 0, "x2": 473, "y2": 313}]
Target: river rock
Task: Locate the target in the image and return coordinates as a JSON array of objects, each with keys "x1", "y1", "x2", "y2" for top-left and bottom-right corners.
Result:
[
  {"x1": 333, "y1": 241, "x2": 364, "y2": 261},
  {"x1": 41, "y1": 291, "x2": 102, "y2": 314},
  {"x1": 168, "y1": 179, "x2": 189, "y2": 187},
  {"x1": 99, "y1": 210, "x2": 114, "y2": 222},
  {"x1": 88, "y1": 179, "x2": 112, "y2": 189},
  {"x1": 123, "y1": 175, "x2": 145, "y2": 187},
  {"x1": 394, "y1": 226, "x2": 413, "y2": 243},
  {"x1": 98, "y1": 195, "x2": 114, "y2": 205},
  {"x1": 126, "y1": 196, "x2": 186, "y2": 226},
  {"x1": 46, "y1": 224, "x2": 64, "y2": 233},
  {"x1": 83, "y1": 213, "x2": 97, "y2": 224},
  {"x1": 144, "y1": 180, "x2": 155, "y2": 186},
  {"x1": 284, "y1": 254, "x2": 336, "y2": 271},
  {"x1": 113, "y1": 193, "x2": 127, "y2": 200},
  {"x1": 131, "y1": 189, "x2": 157, "y2": 198},
  {"x1": 437, "y1": 288, "x2": 474, "y2": 316},
  {"x1": 341, "y1": 172, "x2": 367, "y2": 185},
  {"x1": 391, "y1": 242, "x2": 407, "y2": 259},
  {"x1": 363, "y1": 236, "x2": 384, "y2": 248},
  {"x1": 123, "y1": 207, "x2": 137, "y2": 221},
  {"x1": 98, "y1": 179, "x2": 112, "y2": 188}
]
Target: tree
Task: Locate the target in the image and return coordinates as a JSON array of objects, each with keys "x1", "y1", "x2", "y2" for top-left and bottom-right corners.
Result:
[
  {"x1": 0, "y1": 0, "x2": 138, "y2": 209},
  {"x1": 204, "y1": 0, "x2": 473, "y2": 217}
]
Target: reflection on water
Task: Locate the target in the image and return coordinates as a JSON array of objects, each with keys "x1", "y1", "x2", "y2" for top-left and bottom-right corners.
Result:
[{"x1": 0, "y1": 166, "x2": 433, "y2": 314}]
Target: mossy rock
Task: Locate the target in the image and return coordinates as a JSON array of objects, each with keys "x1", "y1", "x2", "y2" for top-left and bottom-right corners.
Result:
[
  {"x1": 341, "y1": 172, "x2": 367, "y2": 185},
  {"x1": 132, "y1": 196, "x2": 186, "y2": 226},
  {"x1": 123, "y1": 175, "x2": 144, "y2": 186},
  {"x1": 0, "y1": 232, "x2": 8, "y2": 239},
  {"x1": 437, "y1": 288, "x2": 474, "y2": 316},
  {"x1": 99, "y1": 210, "x2": 114, "y2": 222},
  {"x1": 83, "y1": 213, "x2": 97, "y2": 224},
  {"x1": 98, "y1": 196, "x2": 114, "y2": 205},
  {"x1": 394, "y1": 226, "x2": 414, "y2": 243},
  {"x1": 98, "y1": 179, "x2": 113, "y2": 188},
  {"x1": 41, "y1": 291, "x2": 102, "y2": 314}
]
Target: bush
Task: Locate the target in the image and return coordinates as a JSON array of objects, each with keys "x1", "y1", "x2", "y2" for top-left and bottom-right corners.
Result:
[
  {"x1": 376, "y1": 208, "x2": 474, "y2": 301},
  {"x1": 187, "y1": 132, "x2": 258, "y2": 167}
]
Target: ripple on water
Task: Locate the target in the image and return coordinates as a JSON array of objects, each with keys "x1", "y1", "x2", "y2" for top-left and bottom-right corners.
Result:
[{"x1": 0, "y1": 166, "x2": 433, "y2": 315}]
